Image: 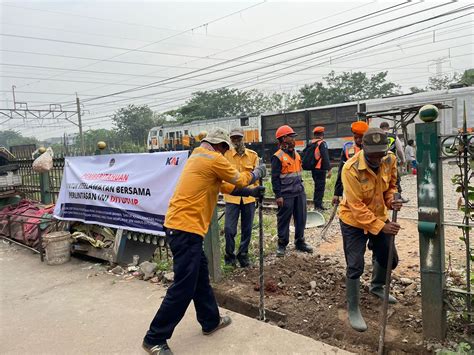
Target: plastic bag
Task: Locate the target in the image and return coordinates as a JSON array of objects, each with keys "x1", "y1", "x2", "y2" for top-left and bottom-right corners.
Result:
[{"x1": 32, "y1": 147, "x2": 54, "y2": 173}]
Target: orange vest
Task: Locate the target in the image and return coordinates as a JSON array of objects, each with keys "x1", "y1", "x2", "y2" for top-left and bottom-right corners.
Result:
[
  {"x1": 274, "y1": 149, "x2": 304, "y2": 196},
  {"x1": 311, "y1": 138, "x2": 324, "y2": 169},
  {"x1": 344, "y1": 141, "x2": 361, "y2": 160}
]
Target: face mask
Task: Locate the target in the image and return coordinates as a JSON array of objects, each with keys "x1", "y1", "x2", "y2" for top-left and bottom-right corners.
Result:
[
  {"x1": 234, "y1": 141, "x2": 246, "y2": 155},
  {"x1": 364, "y1": 151, "x2": 381, "y2": 170}
]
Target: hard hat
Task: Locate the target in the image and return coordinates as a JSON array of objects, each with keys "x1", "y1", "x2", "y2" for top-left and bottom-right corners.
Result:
[
  {"x1": 201, "y1": 127, "x2": 232, "y2": 148},
  {"x1": 351, "y1": 121, "x2": 369, "y2": 135},
  {"x1": 275, "y1": 125, "x2": 296, "y2": 139},
  {"x1": 313, "y1": 126, "x2": 325, "y2": 133}
]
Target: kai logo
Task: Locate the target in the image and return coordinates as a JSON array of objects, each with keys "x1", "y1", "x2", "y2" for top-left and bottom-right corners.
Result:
[{"x1": 165, "y1": 156, "x2": 180, "y2": 166}]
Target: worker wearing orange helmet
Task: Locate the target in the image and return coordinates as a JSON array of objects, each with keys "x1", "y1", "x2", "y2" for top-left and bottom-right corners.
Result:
[
  {"x1": 309, "y1": 126, "x2": 332, "y2": 210},
  {"x1": 332, "y1": 121, "x2": 369, "y2": 206},
  {"x1": 271, "y1": 125, "x2": 313, "y2": 257}
]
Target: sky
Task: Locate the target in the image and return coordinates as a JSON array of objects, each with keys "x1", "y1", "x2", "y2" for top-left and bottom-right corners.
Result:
[{"x1": 0, "y1": 0, "x2": 473, "y2": 140}]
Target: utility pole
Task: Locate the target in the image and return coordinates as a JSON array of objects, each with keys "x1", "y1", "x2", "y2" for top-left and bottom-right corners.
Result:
[{"x1": 76, "y1": 96, "x2": 85, "y2": 155}]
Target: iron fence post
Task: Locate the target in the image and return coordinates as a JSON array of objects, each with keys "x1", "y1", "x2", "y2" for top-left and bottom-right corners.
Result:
[
  {"x1": 204, "y1": 208, "x2": 221, "y2": 282},
  {"x1": 39, "y1": 171, "x2": 52, "y2": 205},
  {"x1": 416, "y1": 121, "x2": 447, "y2": 340}
]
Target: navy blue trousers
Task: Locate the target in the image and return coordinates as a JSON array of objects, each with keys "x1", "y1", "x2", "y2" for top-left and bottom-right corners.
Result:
[
  {"x1": 311, "y1": 170, "x2": 327, "y2": 209},
  {"x1": 277, "y1": 193, "x2": 307, "y2": 248},
  {"x1": 144, "y1": 229, "x2": 220, "y2": 345},
  {"x1": 340, "y1": 220, "x2": 399, "y2": 279},
  {"x1": 224, "y1": 201, "x2": 256, "y2": 263}
]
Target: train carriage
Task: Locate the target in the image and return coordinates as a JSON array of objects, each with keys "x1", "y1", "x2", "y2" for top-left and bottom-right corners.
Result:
[{"x1": 147, "y1": 87, "x2": 473, "y2": 159}]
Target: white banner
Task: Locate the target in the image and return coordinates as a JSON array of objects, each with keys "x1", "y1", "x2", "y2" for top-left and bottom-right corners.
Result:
[{"x1": 53, "y1": 151, "x2": 188, "y2": 235}]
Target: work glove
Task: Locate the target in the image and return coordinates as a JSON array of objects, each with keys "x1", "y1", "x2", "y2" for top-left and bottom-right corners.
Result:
[
  {"x1": 250, "y1": 160, "x2": 267, "y2": 184},
  {"x1": 231, "y1": 186, "x2": 265, "y2": 198}
]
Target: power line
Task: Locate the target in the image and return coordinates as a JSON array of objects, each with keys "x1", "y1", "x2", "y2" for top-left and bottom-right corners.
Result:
[
  {"x1": 81, "y1": 2, "x2": 465, "y2": 104},
  {"x1": 81, "y1": 6, "x2": 473, "y2": 109},
  {"x1": 11, "y1": 1, "x2": 267, "y2": 91},
  {"x1": 1, "y1": 2, "x2": 267, "y2": 43}
]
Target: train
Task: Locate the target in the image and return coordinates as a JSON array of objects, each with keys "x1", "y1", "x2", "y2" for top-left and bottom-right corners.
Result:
[{"x1": 147, "y1": 87, "x2": 473, "y2": 161}]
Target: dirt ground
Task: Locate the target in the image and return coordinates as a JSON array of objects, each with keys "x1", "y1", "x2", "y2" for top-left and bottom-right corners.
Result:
[{"x1": 214, "y1": 163, "x2": 470, "y2": 354}]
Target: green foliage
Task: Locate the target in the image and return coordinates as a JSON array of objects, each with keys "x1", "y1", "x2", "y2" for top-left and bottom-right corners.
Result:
[
  {"x1": 435, "y1": 342, "x2": 472, "y2": 354},
  {"x1": 460, "y1": 68, "x2": 474, "y2": 86},
  {"x1": 112, "y1": 104, "x2": 156, "y2": 143},
  {"x1": 427, "y1": 73, "x2": 462, "y2": 91},
  {"x1": 166, "y1": 88, "x2": 297, "y2": 121},
  {"x1": 296, "y1": 71, "x2": 401, "y2": 108},
  {"x1": 0, "y1": 130, "x2": 38, "y2": 148}
]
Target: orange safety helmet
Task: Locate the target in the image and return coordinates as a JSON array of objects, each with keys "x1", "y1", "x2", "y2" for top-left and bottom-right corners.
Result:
[{"x1": 275, "y1": 125, "x2": 296, "y2": 139}]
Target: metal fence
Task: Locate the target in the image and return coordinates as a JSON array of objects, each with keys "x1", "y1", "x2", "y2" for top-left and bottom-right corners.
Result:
[{"x1": 15, "y1": 157, "x2": 64, "y2": 203}]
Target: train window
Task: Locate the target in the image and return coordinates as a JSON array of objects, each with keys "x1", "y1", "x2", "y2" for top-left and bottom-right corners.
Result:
[
  {"x1": 240, "y1": 117, "x2": 249, "y2": 126},
  {"x1": 184, "y1": 130, "x2": 189, "y2": 135},
  {"x1": 159, "y1": 130, "x2": 163, "y2": 137}
]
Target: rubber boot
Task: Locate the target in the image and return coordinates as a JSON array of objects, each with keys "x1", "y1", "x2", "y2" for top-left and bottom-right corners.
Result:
[
  {"x1": 346, "y1": 278, "x2": 367, "y2": 332},
  {"x1": 370, "y1": 260, "x2": 397, "y2": 304}
]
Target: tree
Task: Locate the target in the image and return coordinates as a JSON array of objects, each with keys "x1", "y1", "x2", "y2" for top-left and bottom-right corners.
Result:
[
  {"x1": 167, "y1": 88, "x2": 298, "y2": 121},
  {"x1": 0, "y1": 130, "x2": 38, "y2": 148},
  {"x1": 460, "y1": 68, "x2": 474, "y2": 86},
  {"x1": 426, "y1": 73, "x2": 462, "y2": 91},
  {"x1": 409, "y1": 87, "x2": 426, "y2": 94},
  {"x1": 112, "y1": 105, "x2": 156, "y2": 144},
  {"x1": 296, "y1": 71, "x2": 400, "y2": 108}
]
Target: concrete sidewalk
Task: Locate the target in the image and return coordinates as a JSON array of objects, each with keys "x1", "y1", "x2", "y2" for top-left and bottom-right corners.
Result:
[{"x1": 0, "y1": 242, "x2": 350, "y2": 355}]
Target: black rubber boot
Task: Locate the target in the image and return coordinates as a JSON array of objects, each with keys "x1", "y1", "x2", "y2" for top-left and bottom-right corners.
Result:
[
  {"x1": 295, "y1": 242, "x2": 313, "y2": 254},
  {"x1": 370, "y1": 260, "x2": 397, "y2": 304},
  {"x1": 237, "y1": 253, "x2": 251, "y2": 268},
  {"x1": 346, "y1": 278, "x2": 368, "y2": 332},
  {"x1": 276, "y1": 245, "x2": 286, "y2": 257}
]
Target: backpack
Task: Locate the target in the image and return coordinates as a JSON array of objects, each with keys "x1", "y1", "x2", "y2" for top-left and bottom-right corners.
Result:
[{"x1": 301, "y1": 142, "x2": 317, "y2": 171}]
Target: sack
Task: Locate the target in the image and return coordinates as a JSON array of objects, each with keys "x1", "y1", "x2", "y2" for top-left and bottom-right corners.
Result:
[
  {"x1": 32, "y1": 147, "x2": 54, "y2": 173},
  {"x1": 301, "y1": 143, "x2": 316, "y2": 171}
]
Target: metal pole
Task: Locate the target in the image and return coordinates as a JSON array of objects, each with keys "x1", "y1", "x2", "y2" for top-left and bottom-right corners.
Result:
[
  {"x1": 76, "y1": 96, "x2": 85, "y2": 155},
  {"x1": 378, "y1": 193, "x2": 400, "y2": 355},
  {"x1": 258, "y1": 178, "x2": 265, "y2": 321},
  {"x1": 461, "y1": 102, "x2": 472, "y2": 329},
  {"x1": 416, "y1": 120, "x2": 446, "y2": 340}
]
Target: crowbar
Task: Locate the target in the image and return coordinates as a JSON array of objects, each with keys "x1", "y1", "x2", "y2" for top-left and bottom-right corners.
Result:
[{"x1": 377, "y1": 192, "x2": 401, "y2": 355}]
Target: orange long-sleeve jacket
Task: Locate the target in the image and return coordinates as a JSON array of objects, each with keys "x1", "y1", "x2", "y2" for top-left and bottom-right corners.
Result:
[
  {"x1": 164, "y1": 146, "x2": 253, "y2": 237},
  {"x1": 338, "y1": 150, "x2": 397, "y2": 235}
]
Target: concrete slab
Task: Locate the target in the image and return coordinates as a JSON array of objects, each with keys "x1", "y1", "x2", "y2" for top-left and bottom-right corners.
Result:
[{"x1": 0, "y1": 242, "x2": 351, "y2": 354}]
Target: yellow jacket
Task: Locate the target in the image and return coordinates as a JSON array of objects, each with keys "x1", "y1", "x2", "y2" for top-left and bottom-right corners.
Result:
[
  {"x1": 338, "y1": 150, "x2": 397, "y2": 235},
  {"x1": 164, "y1": 146, "x2": 253, "y2": 237},
  {"x1": 223, "y1": 148, "x2": 259, "y2": 204}
]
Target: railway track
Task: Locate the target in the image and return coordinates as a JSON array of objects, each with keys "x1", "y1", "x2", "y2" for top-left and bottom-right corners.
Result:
[{"x1": 217, "y1": 196, "x2": 463, "y2": 227}]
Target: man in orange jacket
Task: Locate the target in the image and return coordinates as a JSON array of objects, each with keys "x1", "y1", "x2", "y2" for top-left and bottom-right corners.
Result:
[
  {"x1": 271, "y1": 125, "x2": 313, "y2": 257},
  {"x1": 310, "y1": 126, "x2": 331, "y2": 210},
  {"x1": 332, "y1": 121, "x2": 369, "y2": 206},
  {"x1": 339, "y1": 128, "x2": 403, "y2": 332},
  {"x1": 143, "y1": 127, "x2": 266, "y2": 355}
]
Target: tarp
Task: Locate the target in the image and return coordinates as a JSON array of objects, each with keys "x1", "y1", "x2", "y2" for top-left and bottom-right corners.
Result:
[{"x1": 53, "y1": 151, "x2": 188, "y2": 235}]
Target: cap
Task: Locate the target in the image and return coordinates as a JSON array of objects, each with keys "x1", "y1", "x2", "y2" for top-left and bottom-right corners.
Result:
[
  {"x1": 201, "y1": 127, "x2": 232, "y2": 148},
  {"x1": 351, "y1": 121, "x2": 369, "y2": 135},
  {"x1": 362, "y1": 128, "x2": 389, "y2": 153},
  {"x1": 229, "y1": 127, "x2": 244, "y2": 137},
  {"x1": 313, "y1": 126, "x2": 325, "y2": 133}
]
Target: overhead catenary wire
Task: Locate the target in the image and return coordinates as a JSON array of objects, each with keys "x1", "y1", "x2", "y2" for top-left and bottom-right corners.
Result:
[
  {"x1": 79, "y1": 1, "x2": 426, "y2": 103},
  {"x1": 8, "y1": 1, "x2": 267, "y2": 91},
  {"x1": 78, "y1": 2, "x2": 468, "y2": 106},
  {"x1": 5, "y1": 19, "x2": 471, "y2": 113},
  {"x1": 79, "y1": 6, "x2": 474, "y2": 110}
]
